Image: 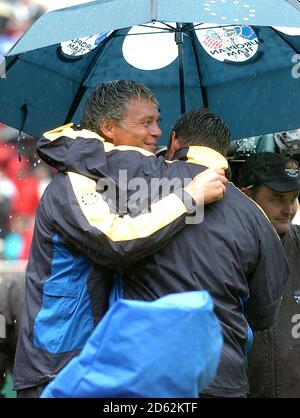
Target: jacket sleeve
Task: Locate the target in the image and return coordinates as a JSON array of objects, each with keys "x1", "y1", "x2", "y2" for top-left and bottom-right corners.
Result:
[
  {"x1": 244, "y1": 221, "x2": 289, "y2": 331},
  {"x1": 46, "y1": 171, "x2": 188, "y2": 269}
]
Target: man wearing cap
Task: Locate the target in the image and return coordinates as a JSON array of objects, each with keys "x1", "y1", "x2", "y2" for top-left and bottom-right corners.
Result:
[{"x1": 238, "y1": 152, "x2": 300, "y2": 398}]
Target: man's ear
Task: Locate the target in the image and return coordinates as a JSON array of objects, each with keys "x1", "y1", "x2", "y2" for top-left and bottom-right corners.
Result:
[
  {"x1": 240, "y1": 187, "x2": 253, "y2": 198},
  {"x1": 165, "y1": 131, "x2": 181, "y2": 160},
  {"x1": 100, "y1": 120, "x2": 116, "y2": 143}
]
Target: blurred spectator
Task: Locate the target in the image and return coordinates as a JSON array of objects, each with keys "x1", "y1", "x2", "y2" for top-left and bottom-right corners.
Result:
[
  {"x1": 0, "y1": 139, "x2": 53, "y2": 263},
  {"x1": 3, "y1": 214, "x2": 33, "y2": 260},
  {"x1": 0, "y1": 1, "x2": 13, "y2": 32},
  {"x1": 0, "y1": 272, "x2": 25, "y2": 398},
  {"x1": 0, "y1": 170, "x2": 17, "y2": 199},
  {"x1": 6, "y1": 157, "x2": 39, "y2": 218},
  {"x1": 0, "y1": 0, "x2": 46, "y2": 59}
]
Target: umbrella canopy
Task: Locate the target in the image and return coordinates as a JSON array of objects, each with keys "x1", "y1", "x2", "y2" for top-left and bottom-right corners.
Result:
[
  {"x1": 7, "y1": 0, "x2": 300, "y2": 55},
  {"x1": 1, "y1": 21, "x2": 300, "y2": 144}
]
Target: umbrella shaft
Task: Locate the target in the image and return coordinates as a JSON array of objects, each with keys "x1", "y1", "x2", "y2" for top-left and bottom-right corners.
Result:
[
  {"x1": 176, "y1": 23, "x2": 185, "y2": 115},
  {"x1": 151, "y1": 0, "x2": 158, "y2": 22}
]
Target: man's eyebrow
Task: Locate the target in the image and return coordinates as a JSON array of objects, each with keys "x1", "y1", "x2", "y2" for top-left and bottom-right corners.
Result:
[{"x1": 272, "y1": 192, "x2": 299, "y2": 198}]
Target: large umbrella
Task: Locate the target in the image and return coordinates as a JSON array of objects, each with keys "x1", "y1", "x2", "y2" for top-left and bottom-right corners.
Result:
[{"x1": 1, "y1": 1, "x2": 300, "y2": 143}]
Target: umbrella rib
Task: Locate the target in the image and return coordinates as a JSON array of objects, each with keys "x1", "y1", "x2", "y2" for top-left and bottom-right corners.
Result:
[
  {"x1": 139, "y1": 22, "x2": 187, "y2": 31},
  {"x1": 193, "y1": 23, "x2": 238, "y2": 32},
  {"x1": 190, "y1": 30, "x2": 208, "y2": 109},
  {"x1": 113, "y1": 30, "x2": 175, "y2": 37},
  {"x1": 156, "y1": 22, "x2": 177, "y2": 30},
  {"x1": 139, "y1": 24, "x2": 174, "y2": 31}
]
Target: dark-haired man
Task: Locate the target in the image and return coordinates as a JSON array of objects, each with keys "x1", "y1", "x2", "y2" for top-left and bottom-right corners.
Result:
[
  {"x1": 119, "y1": 109, "x2": 289, "y2": 398},
  {"x1": 239, "y1": 152, "x2": 300, "y2": 398}
]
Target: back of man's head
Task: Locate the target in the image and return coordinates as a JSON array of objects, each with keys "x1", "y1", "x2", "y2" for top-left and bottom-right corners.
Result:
[
  {"x1": 238, "y1": 152, "x2": 300, "y2": 192},
  {"x1": 171, "y1": 108, "x2": 231, "y2": 156},
  {"x1": 80, "y1": 80, "x2": 158, "y2": 135}
]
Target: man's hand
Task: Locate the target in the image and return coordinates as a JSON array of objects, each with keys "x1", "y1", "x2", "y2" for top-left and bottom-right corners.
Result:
[{"x1": 184, "y1": 168, "x2": 228, "y2": 205}]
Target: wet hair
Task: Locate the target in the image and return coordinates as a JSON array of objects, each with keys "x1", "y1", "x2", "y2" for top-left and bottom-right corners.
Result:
[
  {"x1": 80, "y1": 80, "x2": 158, "y2": 135},
  {"x1": 170, "y1": 108, "x2": 231, "y2": 156}
]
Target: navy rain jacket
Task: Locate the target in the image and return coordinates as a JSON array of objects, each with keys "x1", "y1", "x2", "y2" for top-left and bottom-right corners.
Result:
[{"x1": 13, "y1": 125, "x2": 192, "y2": 390}]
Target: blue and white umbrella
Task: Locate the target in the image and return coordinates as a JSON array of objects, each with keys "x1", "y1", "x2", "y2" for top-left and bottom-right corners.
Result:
[{"x1": 1, "y1": 0, "x2": 300, "y2": 143}]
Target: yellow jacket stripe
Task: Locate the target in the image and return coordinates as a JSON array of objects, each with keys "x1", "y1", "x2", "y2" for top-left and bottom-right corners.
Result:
[{"x1": 68, "y1": 172, "x2": 187, "y2": 242}]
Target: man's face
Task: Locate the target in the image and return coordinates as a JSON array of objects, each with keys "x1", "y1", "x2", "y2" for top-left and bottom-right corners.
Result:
[
  {"x1": 110, "y1": 99, "x2": 162, "y2": 153},
  {"x1": 250, "y1": 184, "x2": 299, "y2": 236}
]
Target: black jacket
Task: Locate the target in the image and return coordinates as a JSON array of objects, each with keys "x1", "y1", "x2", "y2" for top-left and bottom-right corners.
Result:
[
  {"x1": 248, "y1": 224, "x2": 300, "y2": 398},
  {"x1": 122, "y1": 147, "x2": 289, "y2": 398}
]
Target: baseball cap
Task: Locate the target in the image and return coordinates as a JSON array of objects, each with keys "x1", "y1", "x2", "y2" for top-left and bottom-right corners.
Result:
[{"x1": 238, "y1": 152, "x2": 300, "y2": 192}]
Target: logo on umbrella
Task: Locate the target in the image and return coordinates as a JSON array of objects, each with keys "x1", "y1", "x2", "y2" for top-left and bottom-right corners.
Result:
[
  {"x1": 197, "y1": 24, "x2": 259, "y2": 62},
  {"x1": 61, "y1": 32, "x2": 112, "y2": 57}
]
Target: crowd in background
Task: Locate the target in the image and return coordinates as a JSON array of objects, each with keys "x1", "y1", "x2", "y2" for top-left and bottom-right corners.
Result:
[{"x1": 0, "y1": 138, "x2": 53, "y2": 261}]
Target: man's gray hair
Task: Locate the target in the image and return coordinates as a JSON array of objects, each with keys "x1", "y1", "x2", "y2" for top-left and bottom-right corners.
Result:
[{"x1": 80, "y1": 80, "x2": 158, "y2": 135}]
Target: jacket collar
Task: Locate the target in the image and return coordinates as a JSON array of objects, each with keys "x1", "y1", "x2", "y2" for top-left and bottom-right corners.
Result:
[
  {"x1": 43, "y1": 123, "x2": 105, "y2": 143},
  {"x1": 173, "y1": 146, "x2": 228, "y2": 170}
]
